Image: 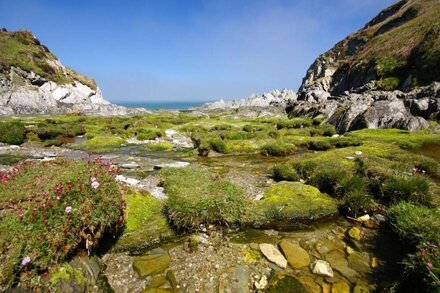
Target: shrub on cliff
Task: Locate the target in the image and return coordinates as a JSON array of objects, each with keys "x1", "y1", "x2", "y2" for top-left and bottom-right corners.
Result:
[{"x1": 0, "y1": 159, "x2": 123, "y2": 290}]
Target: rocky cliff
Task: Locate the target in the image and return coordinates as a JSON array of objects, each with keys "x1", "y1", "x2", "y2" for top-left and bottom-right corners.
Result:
[
  {"x1": 290, "y1": 0, "x2": 440, "y2": 132},
  {"x1": 0, "y1": 29, "x2": 146, "y2": 115},
  {"x1": 203, "y1": 89, "x2": 296, "y2": 110}
]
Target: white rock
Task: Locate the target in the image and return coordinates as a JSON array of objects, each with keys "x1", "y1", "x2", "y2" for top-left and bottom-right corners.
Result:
[
  {"x1": 259, "y1": 243, "x2": 287, "y2": 268},
  {"x1": 346, "y1": 156, "x2": 355, "y2": 160},
  {"x1": 331, "y1": 134, "x2": 340, "y2": 138},
  {"x1": 354, "y1": 151, "x2": 363, "y2": 156},
  {"x1": 310, "y1": 260, "x2": 334, "y2": 277},
  {"x1": 121, "y1": 162, "x2": 140, "y2": 169},
  {"x1": 254, "y1": 275, "x2": 268, "y2": 290},
  {"x1": 357, "y1": 214, "x2": 370, "y2": 222},
  {"x1": 153, "y1": 161, "x2": 190, "y2": 169},
  {"x1": 150, "y1": 187, "x2": 167, "y2": 200}
]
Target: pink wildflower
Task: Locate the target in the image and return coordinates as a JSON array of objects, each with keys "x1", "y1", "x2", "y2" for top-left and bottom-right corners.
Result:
[
  {"x1": 21, "y1": 256, "x2": 31, "y2": 266},
  {"x1": 91, "y1": 181, "x2": 100, "y2": 189},
  {"x1": 65, "y1": 206, "x2": 72, "y2": 213}
]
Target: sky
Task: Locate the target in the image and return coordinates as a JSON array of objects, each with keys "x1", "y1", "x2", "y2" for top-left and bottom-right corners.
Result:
[{"x1": 0, "y1": 0, "x2": 395, "y2": 103}]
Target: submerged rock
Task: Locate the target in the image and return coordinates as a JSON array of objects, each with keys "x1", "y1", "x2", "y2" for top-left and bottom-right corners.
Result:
[
  {"x1": 133, "y1": 252, "x2": 171, "y2": 277},
  {"x1": 121, "y1": 162, "x2": 140, "y2": 169},
  {"x1": 278, "y1": 239, "x2": 310, "y2": 269},
  {"x1": 218, "y1": 265, "x2": 250, "y2": 293},
  {"x1": 267, "y1": 274, "x2": 307, "y2": 293},
  {"x1": 259, "y1": 243, "x2": 287, "y2": 268},
  {"x1": 153, "y1": 161, "x2": 190, "y2": 169},
  {"x1": 348, "y1": 227, "x2": 362, "y2": 241}
]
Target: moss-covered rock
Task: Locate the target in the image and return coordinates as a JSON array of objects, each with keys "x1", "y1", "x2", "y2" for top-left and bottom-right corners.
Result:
[
  {"x1": 114, "y1": 192, "x2": 174, "y2": 251},
  {"x1": 77, "y1": 135, "x2": 125, "y2": 153},
  {"x1": 255, "y1": 182, "x2": 338, "y2": 228}
]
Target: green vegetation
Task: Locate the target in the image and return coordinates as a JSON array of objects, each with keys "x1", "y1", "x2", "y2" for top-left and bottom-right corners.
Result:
[
  {"x1": 0, "y1": 30, "x2": 96, "y2": 89},
  {"x1": 161, "y1": 167, "x2": 248, "y2": 230},
  {"x1": 114, "y1": 192, "x2": 174, "y2": 251},
  {"x1": 320, "y1": 0, "x2": 440, "y2": 93},
  {"x1": 0, "y1": 121, "x2": 25, "y2": 145},
  {"x1": 76, "y1": 135, "x2": 125, "y2": 153},
  {"x1": 143, "y1": 141, "x2": 173, "y2": 152},
  {"x1": 261, "y1": 141, "x2": 297, "y2": 156},
  {"x1": 255, "y1": 182, "x2": 338, "y2": 224},
  {"x1": 388, "y1": 202, "x2": 440, "y2": 290},
  {"x1": 0, "y1": 159, "x2": 123, "y2": 290}
]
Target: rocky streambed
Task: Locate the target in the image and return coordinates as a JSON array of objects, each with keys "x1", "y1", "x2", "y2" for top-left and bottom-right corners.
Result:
[{"x1": 0, "y1": 133, "x2": 431, "y2": 293}]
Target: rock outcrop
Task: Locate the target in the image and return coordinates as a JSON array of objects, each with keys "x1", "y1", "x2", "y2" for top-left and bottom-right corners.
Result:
[
  {"x1": 290, "y1": 0, "x2": 440, "y2": 132},
  {"x1": 288, "y1": 82, "x2": 440, "y2": 133},
  {"x1": 202, "y1": 89, "x2": 296, "y2": 110},
  {"x1": 0, "y1": 30, "x2": 147, "y2": 116},
  {"x1": 299, "y1": 0, "x2": 440, "y2": 96}
]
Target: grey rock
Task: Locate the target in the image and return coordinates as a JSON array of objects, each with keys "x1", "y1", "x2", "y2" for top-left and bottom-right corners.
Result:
[
  {"x1": 202, "y1": 89, "x2": 297, "y2": 110},
  {"x1": 0, "y1": 67, "x2": 149, "y2": 116},
  {"x1": 289, "y1": 82, "x2": 439, "y2": 133},
  {"x1": 120, "y1": 162, "x2": 140, "y2": 169},
  {"x1": 153, "y1": 161, "x2": 190, "y2": 169}
]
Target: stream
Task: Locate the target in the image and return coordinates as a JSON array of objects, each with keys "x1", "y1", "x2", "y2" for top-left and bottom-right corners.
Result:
[{"x1": 0, "y1": 139, "x2": 422, "y2": 292}]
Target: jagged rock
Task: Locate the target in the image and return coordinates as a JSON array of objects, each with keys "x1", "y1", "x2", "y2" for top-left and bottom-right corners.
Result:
[
  {"x1": 293, "y1": 0, "x2": 440, "y2": 133},
  {"x1": 289, "y1": 83, "x2": 438, "y2": 132},
  {"x1": 0, "y1": 31, "x2": 148, "y2": 116},
  {"x1": 203, "y1": 89, "x2": 297, "y2": 110},
  {"x1": 310, "y1": 260, "x2": 334, "y2": 277}
]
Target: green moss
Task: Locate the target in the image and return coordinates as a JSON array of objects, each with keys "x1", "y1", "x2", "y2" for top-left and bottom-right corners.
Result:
[
  {"x1": 261, "y1": 141, "x2": 296, "y2": 156},
  {"x1": 135, "y1": 128, "x2": 164, "y2": 140},
  {"x1": 256, "y1": 182, "x2": 338, "y2": 222},
  {"x1": 77, "y1": 135, "x2": 125, "y2": 153},
  {"x1": 50, "y1": 264, "x2": 86, "y2": 286},
  {"x1": 143, "y1": 142, "x2": 173, "y2": 152},
  {"x1": 308, "y1": 140, "x2": 332, "y2": 151},
  {"x1": 115, "y1": 192, "x2": 174, "y2": 251},
  {"x1": 242, "y1": 247, "x2": 261, "y2": 264}
]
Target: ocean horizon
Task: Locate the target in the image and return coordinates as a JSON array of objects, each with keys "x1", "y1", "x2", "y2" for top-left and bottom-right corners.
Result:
[{"x1": 116, "y1": 101, "x2": 210, "y2": 110}]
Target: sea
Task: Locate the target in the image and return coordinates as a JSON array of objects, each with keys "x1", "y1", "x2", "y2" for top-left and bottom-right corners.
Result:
[{"x1": 117, "y1": 101, "x2": 208, "y2": 110}]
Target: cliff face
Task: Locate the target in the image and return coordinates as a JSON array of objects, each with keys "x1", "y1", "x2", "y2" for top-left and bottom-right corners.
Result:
[
  {"x1": 299, "y1": 0, "x2": 440, "y2": 97},
  {"x1": 291, "y1": 0, "x2": 440, "y2": 132},
  {"x1": 0, "y1": 30, "x2": 145, "y2": 115}
]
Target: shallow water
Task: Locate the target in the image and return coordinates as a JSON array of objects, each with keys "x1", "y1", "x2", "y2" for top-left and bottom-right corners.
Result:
[{"x1": 410, "y1": 143, "x2": 440, "y2": 161}]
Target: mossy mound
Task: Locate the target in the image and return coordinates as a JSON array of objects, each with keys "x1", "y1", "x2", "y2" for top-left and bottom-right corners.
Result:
[
  {"x1": 114, "y1": 192, "x2": 174, "y2": 251},
  {"x1": 255, "y1": 182, "x2": 338, "y2": 228},
  {"x1": 77, "y1": 135, "x2": 125, "y2": 153},
  {"x1": 161, "y1": 166, "x2": 248, "y2": 231}
]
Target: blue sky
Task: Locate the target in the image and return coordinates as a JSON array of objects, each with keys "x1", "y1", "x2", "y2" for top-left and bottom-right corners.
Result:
[{"x1": 0, "y1": 0, "x2": 395, "y2": 102}]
